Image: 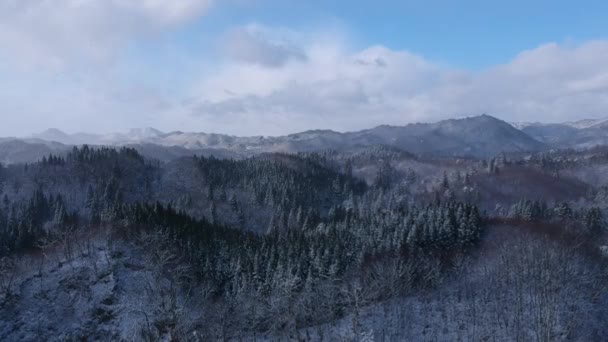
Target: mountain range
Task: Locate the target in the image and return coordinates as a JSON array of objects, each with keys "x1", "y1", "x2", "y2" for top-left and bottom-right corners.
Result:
[
  {"x1": 2, "y1": 114, "x2": 608, "y2": 340},
  {"x1": 516, "y1": 118, "x2": 608, "y2": 148},
  {"x1": 2, "y1": 114, "x2": 608, "y2": 164}
]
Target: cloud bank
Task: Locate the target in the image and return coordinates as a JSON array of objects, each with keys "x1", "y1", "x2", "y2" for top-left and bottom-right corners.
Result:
[
  {"x1": 0, "y1": 0, "x2": 213, "y2": 68},
  {"x1": 185, "y1": 30, "x2": 608, "y2": 135},
  {"x1": 0, "y1": 4, "x2": 606, "y2": 136}
]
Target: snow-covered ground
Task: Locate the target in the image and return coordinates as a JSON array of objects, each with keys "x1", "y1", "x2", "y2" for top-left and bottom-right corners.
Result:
[
  {"x1": 2, "y1": 226, "x2": 606, "y2": 341},
  {"x1": 0, "y1": 233, "x2": 203, "y2": 341}
]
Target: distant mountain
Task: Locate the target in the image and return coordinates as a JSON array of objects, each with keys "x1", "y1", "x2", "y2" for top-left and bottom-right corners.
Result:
[
  {"x1": 350, "y1": 115, "x2": 546, "y2": 157},
  {"x1": 519, "y1": 124, "x2": 581, "y2": 146},
  {"x1": 513, "y1": 118, "x2": 608, "y2": 130},
  {"x1": 23, "y1": 115, "x2": 608, "y2": 161},
  {"x1": 31, "y1": 127, "x2": 166, "y2": 146},
  {"x1": 255, "y1": 114, "x2": 546, "y2": 157},
  {"x1": 0, "y1": 139, "x2": 71, "y2": 164},
  {"x1": 563, "y1": 118, "x2": 608, "y2": 129},
  {"x1": 125, "y1": 127, "x2": 163, "y2": 140},
  {"x1": 32, "y1": 128, "x2": 103, "y2": 146},
  {"x1": 18, "y1": 115, "x2": 547, "y2": 160},
  {"x1": 33, "y1": 128, "x2": 71, "y2": 143},
  {"x1": 519, "y1": 118, "x2": 608, "y2": 149},
  {"x1": 510, "y1": 121, "x2": 542, "y2": 130}
]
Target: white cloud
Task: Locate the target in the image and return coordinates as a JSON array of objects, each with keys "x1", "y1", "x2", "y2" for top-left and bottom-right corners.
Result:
[
  {"x1": 223, "y1": 25, "x2": 307, "y2": 67},
  {"x1": 1, "y1": 14, "x2": 608, "y2": 137},
  {"x1": 0, "y1": 0, "x2": 213, "y2": 136},
  {"x1": 0, "y1": 0, "x2": 213, "y2": 69},
  {"x1": 186, "y1": 33, "x2": 608, "y2": 135}
]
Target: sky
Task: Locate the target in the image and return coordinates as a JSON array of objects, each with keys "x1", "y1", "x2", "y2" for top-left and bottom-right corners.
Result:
[{"x1": 0, "y1": 0, "x2": 607, "y2": 137}]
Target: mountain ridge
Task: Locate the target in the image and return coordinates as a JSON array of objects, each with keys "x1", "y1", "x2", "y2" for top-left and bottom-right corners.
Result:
[
  {"x1": 18, "y1": 115, "x2": 544, "y2": 158},
  {"x1": 519, "y1": 117, "x2": 608, "y2": 148},
  {"x1": 21, "y1": 114, "x2": 608, "y2": 164}
]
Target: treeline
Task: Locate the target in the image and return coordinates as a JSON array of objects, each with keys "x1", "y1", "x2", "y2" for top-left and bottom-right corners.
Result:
[
  {"x1": 119, "y1": 199, "x2": 483, "y2": 337},
  {"x1": 193, "y1": 154, "x2": 367, "y2": 212},
  {"x1": 510, "y1": 199, "x2": 604, "y2": 235},
  {"x1": 0, "y1": 172, "x2": 485, "y2": 336},
  {"x1": 0, "y1": 146, "x2": 155, "y2": 257},
  {"x1": 5, "y1": 146, "x2": 607, "y2": 339},
  {"x1": 0, "y1": 190, "x2": 77, "y2": 256},
  {"x1": 130, "y1": 200, "x2": 482, "y2": 288}
]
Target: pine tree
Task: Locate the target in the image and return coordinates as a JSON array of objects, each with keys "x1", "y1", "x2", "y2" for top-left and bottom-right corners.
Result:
[
  {"x1": 441, "y1": 171, "x2": 450, "y2": 190},
  {"x1": 53, "y1": 202, "x2": 67, "y2": 227},
  {"x1": 555, "y1": 202, "x2": 572, "y2": 219},
  {"x1": 438, "y1": 211, "x2": 455, "y2": 247},
  {"x1": 230, "y1": 194, "x2": 239, "y2": 212},
  {"x1": 406, "y1": 223, "x2": 420, "y2": 247},
  {"x1": 584, "y1": 207, "x2": 604, "y2": 235},
  {"x1": 210, "y1": 201, "x2": 217, "y2": 224}
]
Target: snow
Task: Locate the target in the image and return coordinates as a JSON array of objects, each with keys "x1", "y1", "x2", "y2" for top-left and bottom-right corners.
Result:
[{"x1": 0, "y1": 233, "x2": 201, "y2": 341}]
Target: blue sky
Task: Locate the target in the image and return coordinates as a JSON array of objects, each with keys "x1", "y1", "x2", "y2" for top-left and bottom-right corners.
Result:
[
  {"x1": 0, "y1": 0, "x2": 607, "y2": 136},
  {"x1": 190, "y1": 0, "x2": 608, "y2": 68}
]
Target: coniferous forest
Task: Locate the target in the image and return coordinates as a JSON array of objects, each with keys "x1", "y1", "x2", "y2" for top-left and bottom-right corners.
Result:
[
  {"x1": 0, "y1": 145, "x2": 607, "y2": 341},
  {"x1": 3, "y1": 1, "x2": 608, "y2": 340}
]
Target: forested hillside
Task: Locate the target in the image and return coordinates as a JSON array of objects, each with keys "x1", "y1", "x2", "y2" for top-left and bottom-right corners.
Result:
[{"x1": 0, "y1": 145, "x2": 607, "y2": 341}]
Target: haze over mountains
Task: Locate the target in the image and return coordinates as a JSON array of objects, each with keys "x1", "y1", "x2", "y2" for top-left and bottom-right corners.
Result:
[
  {"x1": 3, "y1": 114, "x2": 608, "y2": 164},
  {"x1": 517, "y1": 118, "x2": 608, "y2": 148}
]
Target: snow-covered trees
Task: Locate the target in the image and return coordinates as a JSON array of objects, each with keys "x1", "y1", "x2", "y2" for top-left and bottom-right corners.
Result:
[
  {"x1": 117, "y1": 197, "x2": 484, "y2": 337},
  {"x1": 374, "y1": 159, "x2": 394, "y2": 189},
  {"x1": 1, "y1": 145, "x2": 606, "y2": 339},
  {"x1": 583, "y1": 207, "x2": 604, "y2": 235},
  {"x1": 0, "y1": 190, "x2": 78, "y2": 256}
]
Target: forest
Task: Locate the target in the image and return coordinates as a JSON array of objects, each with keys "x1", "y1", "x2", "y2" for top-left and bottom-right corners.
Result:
[{"x1": 0, "y1": 145, "x2": 607, "y2": 341}]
